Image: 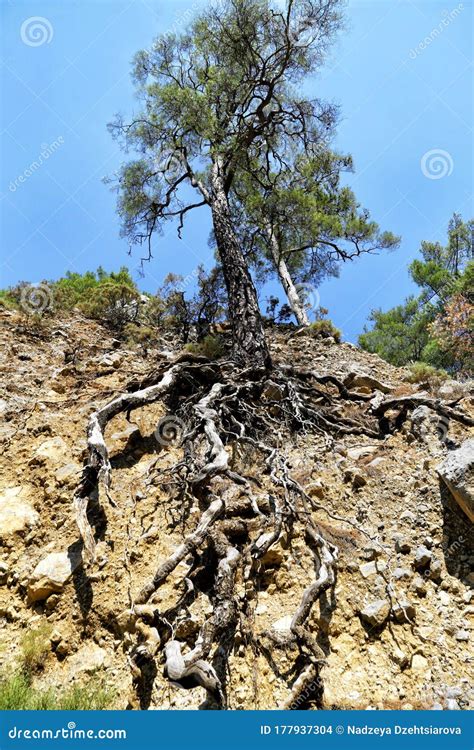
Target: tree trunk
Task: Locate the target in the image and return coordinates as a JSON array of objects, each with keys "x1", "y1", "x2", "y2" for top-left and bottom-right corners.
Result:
[
  {"x1": 265, "y1": 222, "x2": 310, "y2": 327},
  {"x1": 210, "y1": 159, "x2": 271, "y2": 368}
]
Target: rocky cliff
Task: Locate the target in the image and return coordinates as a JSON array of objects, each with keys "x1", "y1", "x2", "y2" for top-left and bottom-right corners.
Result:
[{"x1": 0, "y1": 308, "x2": 472, "y2": 710}]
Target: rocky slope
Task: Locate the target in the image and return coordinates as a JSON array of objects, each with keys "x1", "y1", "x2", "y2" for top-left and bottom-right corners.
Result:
[{"x1": 0, "y1": 309, "x2": 472, "y2": 710}]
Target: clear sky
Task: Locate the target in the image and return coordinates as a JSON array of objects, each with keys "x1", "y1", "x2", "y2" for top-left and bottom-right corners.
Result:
[{"x1": 1, "y1": 0, "x2": 472, "y2": 342}]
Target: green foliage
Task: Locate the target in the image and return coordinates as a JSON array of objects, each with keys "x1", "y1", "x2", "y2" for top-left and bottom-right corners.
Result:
[
  {"x1": 359, "y1": 297, "x2": 432, "y2": 366},
  {"x1": 0, "y1": 290, "x2": 16, "y2": 309},
  {"x1": 235, "y1": 152, "x2": 400, "y2": 316},
  {"x1": 404, "y1": 362, "x2": 448, "y2": 387},
  {"x1": 0, "y1": 670, "x2": 114, "y2": 710},
  {"x1": 305, "y1": 319, "x2": 341, "y2": 343},
  {"x1": 359, "y1": 214, "x2": 473, "y2": 374},
  {"x1": 1, "y1": 268, "x2": 142, "y2": 332},
  {"x1": 20, "y1": 624, "x2": 53, "y2": 673},
  {"x1": 185, "y1": 334, "x2": 226, "y2": 359}
]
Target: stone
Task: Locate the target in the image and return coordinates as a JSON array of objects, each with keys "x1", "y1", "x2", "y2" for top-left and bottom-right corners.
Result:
[
  {"x1": 446, "y1": 699, "x2": 460, "y2": 710},
  {"x1": 414, "y1": 545, "x2": 432, "y2": 568},
  {"x1": 454, "y1": 630, "x2": 469, "y2": 642},
  {"x1": 347, "y1": 446, "x2": 378, "y2": 461},
  {"x1": 411, "y1": 654, "x2": 429, "y2": 672},
  {"x1": 29, "y1": 437, "x2": 70, "y2": 468},
  {"x1": 438, "y1": 591, "x2": 451, "y2": 606},
  {"x1": 438, "y1": 380, "x2": 467, "y2": 401},
  {"x1": 0, "y1": 487, "x2": 39, "y2": 536},
  {"x1": 394, "y1": 535, "x2": 411, "y2": 554},
  {"x1": 359, "y1": 599, "x2": 390, "y2": 628},
  {"x1": 392, "y1": 598, "x2": 416, "y2": 622},
  {"x1": 99, "y1": 352, "x2": 123, "y2": 370},
  {"x1": 0, "y1": 561, "x2": 9, "y2": 584},
  {"x1": 359, "y1": 560, "x2": 387, "y2": 578},
  {"x1": 27, "y1": 550, "x2": 82, "y2": 603},
  {"x1": 344, "y1": 372, "x2": 391, "y2": 394},
  {"x1": 437, "y1": 438, "x2": 474, "y2": 523},
  {"x1": 393, "y1": 567, "x2": 411, "y2": 580},
  {"x1": 272, "y1": 615, "x2": 292, "y2": 632},
  {"x1": 411, "y1": 575, "x2": 427, "y2": 596},
  {"x1": 428, "y1": 558, "x2": 443, "y2": 582},
  {"x1": 56, "y1": 639, "x2": 70, "y2": 657},
  {"x1": 343, "y1": 469, "x2": 367, "y2": 488},
  {"x1": 55, "y1": 463, "x2": 81, "y2": 486},
  {"x1": 67, "y1": 643, "x2": 108, "y2": 674},
  {"x1": 175, "y1": 616, "x2": 201, "y2": 638},
  {"x1": 391, "y1": 648, "x2": 409, "y2": 668}
]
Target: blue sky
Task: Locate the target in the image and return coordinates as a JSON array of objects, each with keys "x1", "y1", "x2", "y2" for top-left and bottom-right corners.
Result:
[{"x1": 1, "y1": 0, "x2": 472, "y2": 342}]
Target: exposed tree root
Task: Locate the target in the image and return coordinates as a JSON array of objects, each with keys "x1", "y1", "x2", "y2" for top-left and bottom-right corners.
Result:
[{"x1": 73, "y1": 353, "x2": 472, "y2": 709}]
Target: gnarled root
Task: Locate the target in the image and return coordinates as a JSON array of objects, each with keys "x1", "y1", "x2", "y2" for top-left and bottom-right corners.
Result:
[{"x1": 74, "y1": 355, "x2": 472, "y2": 709}]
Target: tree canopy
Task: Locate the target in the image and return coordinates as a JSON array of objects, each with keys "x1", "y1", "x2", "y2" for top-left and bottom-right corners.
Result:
[{"x1": 359, "y1": 214, "x2": 473, "y2": 375}]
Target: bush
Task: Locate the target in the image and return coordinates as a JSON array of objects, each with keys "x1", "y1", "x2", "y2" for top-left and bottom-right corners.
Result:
[
  {"x1": 123, "y1": 323, "x2": 157, "y2": 346},
  {"x1": 185, "y1": 335, "x2": 226, "y2": 359},
  {"x1": 0, "y1": 670, "x2": 114, "y2": 710},
  {"x1": 20, "y1": 624, "x2": 53, "y2": 673},
  {"x1": 405, "y1": 362, "x2": 448, "y2": 386},
  {"x1": 305, "y1": 319, "x2": 341, "y2": 343}
]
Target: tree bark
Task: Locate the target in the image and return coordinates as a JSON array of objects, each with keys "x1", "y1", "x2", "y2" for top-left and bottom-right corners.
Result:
[
  {"x1": 210, "y1": 158, "x2": 271, "y2": 368},
  {"x1": 264, "y1": 222, "x2": 310, "y2": 327}
]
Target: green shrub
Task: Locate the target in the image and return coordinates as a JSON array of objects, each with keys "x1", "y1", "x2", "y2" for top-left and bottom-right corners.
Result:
[
  {"x1": 20, "y1": 624, "x2": 53, "y2": 673},
  {"x1": 80, "y1": 281, "x2": 141, "y2": 330},
  {"x1": 185, "y1": 334, "x2": 226, "y2": 359},
  {"x1": 305, "y1": 319, "x2": 341, "y2": 343},
  {"x1": 0, "y1": 670, "x2": 114, "y2": 710},
  {"x1": 123, "y1": 323, "x2": 157, "y2": 345},
  {"x1": 405, "y1": 362, "x2": 448, "y2": 386}
]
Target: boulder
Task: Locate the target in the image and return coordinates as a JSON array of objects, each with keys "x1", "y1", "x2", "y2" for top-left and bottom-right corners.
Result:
[
  {"x1": 437, "y1": 438, "x2": 474, "y2": 522},
  {"x1": 392, "y1": 598, "x2": 416, "y2": 622},
  {"x1": 27, "y1": 550, "x2": 82, "y2": 603},
  {"x1": 67, "y1": 643, "x2": 108, "y2": 674},
  {"x1": 272, "y1": 614, "x2": 292, "y2": 632},
  {"x1": 438, "y1": 380, "x2": 468, "y2": 401},
  {"x1": 31, "y1": 437, "x2": 70, "y2": 467},
  {"x1": 414, "y1": 545, "x2": 432, "y2": 569},
  {"x1": 0, "y1": 487, "x2": 39, "y2": 536},
  {"x1": 344, "y1": 372, "x2": 392, "y2": 394},
  {"x1": 359, "y1": 599, "x2": 390, "y2": 627}
]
